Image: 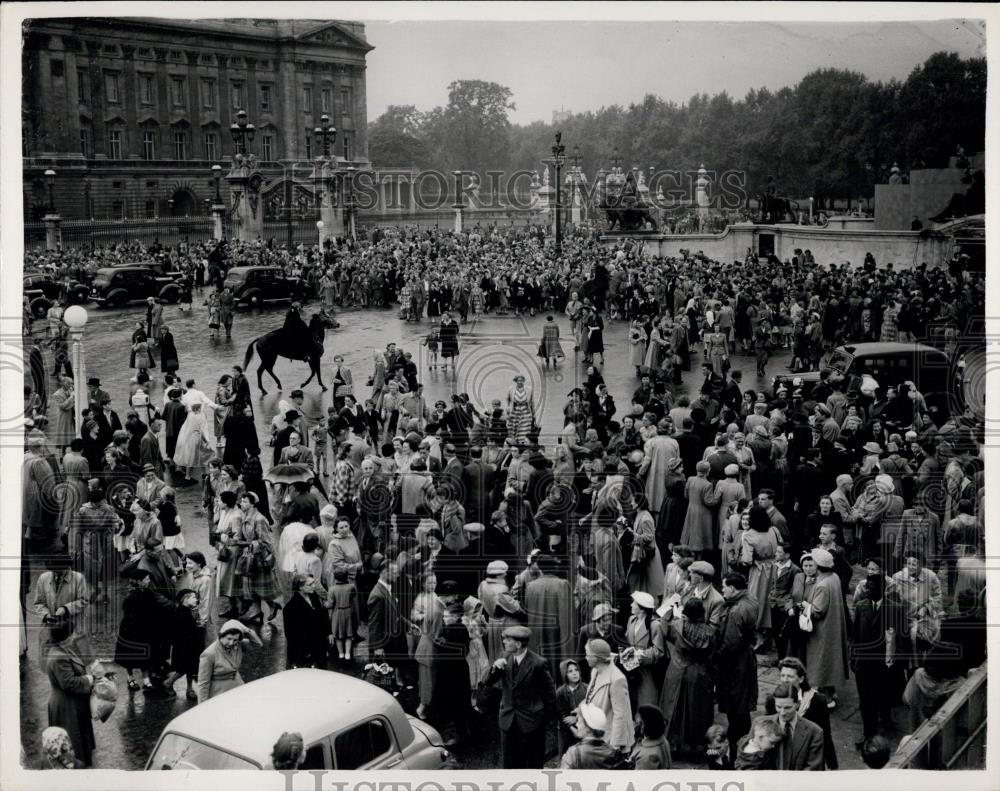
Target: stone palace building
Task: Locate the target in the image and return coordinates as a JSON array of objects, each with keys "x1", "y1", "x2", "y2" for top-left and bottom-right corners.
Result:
[{"x1": 22, "y1": 17, "x2": 372, "y2": 222}]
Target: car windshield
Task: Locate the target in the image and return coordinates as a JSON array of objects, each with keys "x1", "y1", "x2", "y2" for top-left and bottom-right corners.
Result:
[
  {"x1": 93, "y1": 276, "x2": 110, "y2": 286},
  {"x1": 147, "y1": 733, "x2": 258, "y2": 770},
  {"x1": 826, "y1": 349, "x2": 854, "y2": 375}
]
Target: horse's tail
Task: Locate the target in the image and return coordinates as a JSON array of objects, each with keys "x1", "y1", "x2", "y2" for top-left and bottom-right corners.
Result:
[{"x1": 243, "y1": 339, "x2": 256, "y2": 370}]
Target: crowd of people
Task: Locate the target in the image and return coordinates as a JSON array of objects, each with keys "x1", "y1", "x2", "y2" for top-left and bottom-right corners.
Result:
[{"x1": 22, "y1": 225, "x2": 986, "y2": 770}]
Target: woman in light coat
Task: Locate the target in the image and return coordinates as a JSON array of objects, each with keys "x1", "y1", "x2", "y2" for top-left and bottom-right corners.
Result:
[
  {"x1": 625, "y1": 492, "x2": 664, "y2": 598},
  {"x1": 411, "y1": 573, "x2": 444, "y2": 720},
  {"x1": 196, "y1": 619, "x2": 262, "y2": 703},
  {"x1": 622, "y1": 592, "x2": 666, "y2": 709},
  {"x1": 680, "y1": 461, "x2": 719, "y2": 555},
  {"x1": 803, "y1": 547, "x2": 850, "y2": 707},
  {"x1": 583, "y1": 638, "x2": 634, "y2": 752}
]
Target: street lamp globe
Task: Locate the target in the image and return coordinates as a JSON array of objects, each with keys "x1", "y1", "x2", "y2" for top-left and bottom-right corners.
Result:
[
  {"x1": 316, "y1": 220, "x2": 324, "y2": 231},
  {"x1": 212, "y1": 164, "x2": 222, "y2": 175},
  {"x1": 44, "y1": 169, "x2": 56, "y2": 181},
  {"x1": 63, "y1": 305, "x2": 88, "y2": 330}
]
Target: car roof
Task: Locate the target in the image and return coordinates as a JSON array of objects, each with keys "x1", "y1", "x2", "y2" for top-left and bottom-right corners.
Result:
[
  {"x1": 156, "y1": 669, "x2": 413, "y2": 763},
  {"x1": 226, "y1": 266, "x2": 276, "y2": 273},
  {"x1": 838, "y1": 342, "x2": 943, "y2": 356},
  {"x1": 96, "y1": 266, "x2": 147, "y2": 274}
]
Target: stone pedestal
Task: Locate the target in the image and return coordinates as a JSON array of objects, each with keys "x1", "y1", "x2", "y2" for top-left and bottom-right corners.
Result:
[
  {"x1": 453, "y1": 203, "x2": 465, "y2": 233},
  {"x1": 211, "y1": 205, "x2": 226, "y2": 240},
  {"x1": 312, "y1": 160, "x2": 344, "y2": 245},
  {"x1": 226, "y1": 154, "x2": 264, "y2": 243},
  {"x1": 43, "y1": 213, "x2": 62, "y2": 251}
]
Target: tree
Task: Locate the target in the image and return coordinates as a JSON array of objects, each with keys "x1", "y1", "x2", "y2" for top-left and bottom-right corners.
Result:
[
  {"x1": 428, "y1": 80, "x2": 515, "y2": 173},
  {"x1": 368, "y1": 104, "x2": 431, "y2": 167}
]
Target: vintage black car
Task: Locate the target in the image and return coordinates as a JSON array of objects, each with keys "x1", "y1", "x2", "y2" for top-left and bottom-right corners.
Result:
[
  {"x1": 773, "y1": 341, "x2": 957, "y2": 414},
  {"x1": 23, "y1": 272, "x2": 90, "y2": 318},
  {"x1": 89, "y1": 266, "x2": 182, "y2": 307},
  {"x1": 222, "y1": 265, "x2": 307, "y2": 306}
]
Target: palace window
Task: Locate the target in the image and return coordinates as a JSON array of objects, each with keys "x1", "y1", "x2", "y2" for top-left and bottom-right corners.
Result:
[
  {"x1": 170, "y1": 77, "x2": 187, "y2": 107},
  {"x1": 304, "y1": 131, "x2": 312, "y2": 159},
  {"x1": 76, "y1": 68, "x2": 88, "y2": 103},
  {"x1": 142, "y1": 130, "x2": 156, "y2": 160},
  {"x1": 201, "y1": 79, "x2": 217, "y2": 108},
  {"x1": 303, "y1": 86, "x2": 312, "y2": 111},
  {"x1": 105, "y1": 72, "x2": 121, "y2": 103},
  {"x1": 231, "y1": 81, "x2": 246, "y2": 109},
  {"x1": 145, "y1": 200, "x2": 156, "y2": 218},
  {"x1": 112, "y1": 199, "x2": 124, "y2": 219},
  {"x1": 174, "y1": 131, "x2": 187, "y2": 160},
  {"x1": 260, "y1": 84, "x2": 272, "y2": 112},
  {"x1": 108, "y1": 129, "x2": 122, "y2": 159},
  {"x1": 340, "y1": 87, "x2": 353, "y2": 118},
  {"x1": 342, "y1": 134, "x2": 351, "y2": 162},
  {"x1": 321, "y1": 87, "x2": 331, "y2": 113},
  {"x1": 139, "y1": 74, "x2": 154, "y2": 104},
  {"x1": 204, "y1": 131, "x2": 218, "y2": 161},
  {"x1": 79, "y1": 128, "x2": 90, "y2": 158},
  {"x1": 261, "y1": 133, "x2": 273, "y2": 161}
]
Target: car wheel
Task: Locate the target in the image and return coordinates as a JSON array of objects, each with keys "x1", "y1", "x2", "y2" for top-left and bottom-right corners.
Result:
[
  {"x1": 71, "y1": 287, "x2": 90, "y2": 305},
  {"x1": 245, "y1": 290, "x2": 261, "y2": 306},
  {"x1": 108, "y1": 291, "x2": 128, "y2": 308},
  {"x1": 161, "y1": 289, "x2": 180, "y2": 304}
]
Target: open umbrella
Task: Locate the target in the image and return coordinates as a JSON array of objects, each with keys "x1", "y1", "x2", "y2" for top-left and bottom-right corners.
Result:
[{"x1": 264, "y1": 462, "x2": 313, "y2": 485}]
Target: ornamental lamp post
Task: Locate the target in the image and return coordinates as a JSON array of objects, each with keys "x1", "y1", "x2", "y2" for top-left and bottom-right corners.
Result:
[
  {"x1": 44, "y1": 169, "x2": 56, "y2": 212},
  {"x1": 344, "y1": 166, "x2": 357, "y2": 239},
  {"x1": 549, "y1": 132, "x2": 566, "y2": 256},
  {"x1": 63, "y1": 305, "x2": 88, "y2": 437},
  {"x1": 314, "y1": 113, "x2": 337, "y2": 158},
  {"x1": 230, "y1": 109, "x2": 255, "y2": 156}
]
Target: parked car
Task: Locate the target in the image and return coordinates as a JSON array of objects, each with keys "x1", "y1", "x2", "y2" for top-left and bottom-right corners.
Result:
[
  {"x1": 222, "y1": 265, "x2": 307, "y2": 306},
  {"x1": 110, "y1": 260, "x2": 185, "y2": 279},
  {"x1": 774, "y1": 341, "x2": 957, "y2": 414},
  {"x1": 23, "y1": 272, "x2": 90, "y2": 317},
  {"x1": 144, "y1": 669, "x2": 452, "y2": 771},
  {"x1": 89, "y1": 266, "x2": 181, "y2": 307}
]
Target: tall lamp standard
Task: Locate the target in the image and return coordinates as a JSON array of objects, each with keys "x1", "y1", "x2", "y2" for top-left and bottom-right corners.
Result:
[
  {"x1": 313, "y1": 114, "x2": 338, "y2": 244},
  {"x1": 230, "y1": 109, "x2": 255, "y2": 155},
  {"x1": 44, "y1": 169, "x2": 56, "y2": 212},
  {"x1": 62, "y1": 305, "x2": 88, "y2": 437},
  {"x1": 544, "y1": 132, "x2": 566, "y2": 256}
]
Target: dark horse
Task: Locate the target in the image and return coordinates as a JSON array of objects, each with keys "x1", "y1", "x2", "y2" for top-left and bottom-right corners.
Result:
[{"x1": 243, "y1": 311, "x2": 338, "y2": 395}]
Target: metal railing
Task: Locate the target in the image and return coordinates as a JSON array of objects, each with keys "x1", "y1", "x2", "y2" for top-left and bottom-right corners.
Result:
[
  {"x1": 888, "y1": 664, "x2": 987, "y2": 769},
  {"x1": 24, "y1": 217, "x2": 216, "y2": 250}
]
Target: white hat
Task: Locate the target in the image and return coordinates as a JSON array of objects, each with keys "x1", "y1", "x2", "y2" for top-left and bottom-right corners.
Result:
[
  {"x1": 631, "y1": 591, "x2": 656, "y2": 610},
  {"x1": 577, "y1": 703, "x2": 607, "y2": 732},
  {"x1": 811, "y1": 547, "x2": 835, "y2": 569}
]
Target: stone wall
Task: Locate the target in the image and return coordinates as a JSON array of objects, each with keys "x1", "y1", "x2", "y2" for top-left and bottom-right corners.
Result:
[
  {"x1": 874, "y1": 168, "x2": 970, "y2": 230},
  {"x1": 604, "y1": 222, "x2": 958, "y2": 269}
]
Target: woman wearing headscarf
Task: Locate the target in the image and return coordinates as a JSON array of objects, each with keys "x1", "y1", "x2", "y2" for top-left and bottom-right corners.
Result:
[
  {"x1": 283, "y1": 572, "x2": 330, "y2": 669},
  {"x1": 802, "y1": 546, "x2": 850, "y2": 709},
  {"x1": 659, "y1": 597, "x2": 716, "y2": 758},
  {"x1": 41, "y1": 726, "x2": 84, "y2": 769},
  {"x1": 680, "y1": 461, "x2": 719, "y2": 558},
  {"x1": 196, "y1": 619, "x2": 262, "y2": 702},
  {"x1": 506, "y1": 375, "x2": 536, "y2": 443},
  {"x1": 158, "y1": 325, "x2": 180, "y2": 376}
]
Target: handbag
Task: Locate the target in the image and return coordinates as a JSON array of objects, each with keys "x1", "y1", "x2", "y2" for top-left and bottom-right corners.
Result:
[
  {"x1": 236, "y1": 546, "x2": 253, "y2": 576},
  {"x1": 798, "y1": 602, "x2": 814, "y2": 633},
  {"x1": 217, "y1": 542, "x2": 233, "y2": 562},
  {"x1": 255, "y1": 542, "x2": 276, "y2": 572}
]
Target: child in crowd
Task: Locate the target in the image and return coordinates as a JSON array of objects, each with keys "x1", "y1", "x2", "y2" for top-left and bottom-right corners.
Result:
[
  {"x1": 423, "y1": 327, "x2": 439, "y2": 369},
  {"x1": 162, "y1": 589, "x2": 203, "y2": 700},
  {"x1": 328, "y1": 569, "x2": 357, "y2": 661},
  {"x1": 704, "y1": 725, "x2": 733, "y2": 770},
  {"x1": 556, "y1": 659, "x2": 589, "y2": 754},
  {"x1": 157, "y1": 488, "x2": 184, "y2": 574},
  {"x1": 734, "y1": 717, "x2": 782, "y2": 770},
  {"x1": 312, "y1": 414, "x2": 329, "y2": 477}
]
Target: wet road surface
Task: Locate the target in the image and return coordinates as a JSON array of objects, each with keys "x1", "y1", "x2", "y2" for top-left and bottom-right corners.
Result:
[{"x1": 20, "y1": 294, "x2": 885, "y2": 769}]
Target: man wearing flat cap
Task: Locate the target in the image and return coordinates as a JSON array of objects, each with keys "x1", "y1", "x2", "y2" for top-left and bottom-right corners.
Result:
[
  {"x1": 484, "y1": 624, "x2": 557, "y2": 768},
  {"x1": 680, "y1": 560, "x2": 726, "y2": 628}
]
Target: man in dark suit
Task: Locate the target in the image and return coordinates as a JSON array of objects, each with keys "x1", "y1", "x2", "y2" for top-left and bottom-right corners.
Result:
[
  {"x1": 674, "y1": 417, "x2": 706, "y2": 477},
  {"x1": 851, "y1": 572, "x2": 906, "y2": 746},
  {"x1": 462, "y1": 445, "x2": 495, "y2": 525},
  {"x1": 366, "y1": 560, "x2": 410, "y2": 683},
  {"x1": 768, "y1": 542, "x2": 800, "y2": 657},
  {"x1": 140, "y1": 417, "x2": 165, "y2": 476},
  {"x1": 588, "y1": 383, "x2": 617, "y2": 443},
  {"x1": 793, "y1": 448, "x2": 826, "y2": 518},
  {"x1": 768, "y1": 682, "x2": 825, "y2": 770},
  {"x1": 484, "y1": 625, "x2": 557, "y2": 769},
  {"x1": 94, "y1": 396, "x2": 123, "y2": 450},
  {"x1": 440, "y1": 443, "x2": 465, "y2": 500},
  {"x1": 162, "y1": 388, "x2": 187, "y2": 463}
]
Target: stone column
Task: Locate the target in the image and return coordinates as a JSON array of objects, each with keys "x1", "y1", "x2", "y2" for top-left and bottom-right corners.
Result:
[
  {"x1": 44, "y1": 214, "x2": 62, "y2": 250},
  {"x1": 453, "y1": 202, "x2": 465, "y2": 233},
  {"x1": 277, "y1": 53, "x2": 299, "y2": 160},
  {"x1": 211, "y1": 204, "x2": 225, "y2": 240},
  {"x1": 226, "y1": 157, "x2": 264, "y2": 242}
]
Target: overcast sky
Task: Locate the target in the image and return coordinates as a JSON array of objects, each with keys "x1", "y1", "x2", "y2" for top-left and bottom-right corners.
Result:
[{"x1": 363, "y1": 20, "x2": 985, "y2": 124}]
